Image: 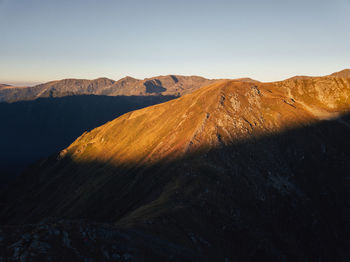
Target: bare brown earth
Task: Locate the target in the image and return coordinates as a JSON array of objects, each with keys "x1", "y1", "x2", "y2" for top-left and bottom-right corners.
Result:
[{"x1": 1, "y1": 71, "x2": 350, "y2": 261}]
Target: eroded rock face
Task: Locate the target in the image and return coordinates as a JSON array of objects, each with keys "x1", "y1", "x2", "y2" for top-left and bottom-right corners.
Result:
[{"x1": 1, "y1": 72, "x2": 350, "y2": 261}]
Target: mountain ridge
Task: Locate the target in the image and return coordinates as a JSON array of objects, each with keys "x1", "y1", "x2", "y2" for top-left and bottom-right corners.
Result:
[
  {"x1": 1, "y1": 72, "x2": 350, "y2": 260},
  {"x1": 0, "y1": 75, "x2": 218, "y2": 103},
  {"x1": 1, "y1": 69, "x2": 348, "y2": 103}
]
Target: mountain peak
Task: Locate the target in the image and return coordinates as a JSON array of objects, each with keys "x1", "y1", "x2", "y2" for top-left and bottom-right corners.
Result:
[{"x1": 117, "y1": 76, "x2": 139, "y2": 82}]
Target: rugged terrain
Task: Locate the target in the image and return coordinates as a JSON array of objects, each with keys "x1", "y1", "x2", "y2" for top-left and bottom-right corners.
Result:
[{"x1": 1, "y1": 71, "x2": 350, "y2": 261}]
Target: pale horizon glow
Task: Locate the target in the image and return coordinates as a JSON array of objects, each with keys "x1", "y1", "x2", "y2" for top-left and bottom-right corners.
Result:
[{"x1": 1, "y1": 0, "x2": 349, "y2": 86}]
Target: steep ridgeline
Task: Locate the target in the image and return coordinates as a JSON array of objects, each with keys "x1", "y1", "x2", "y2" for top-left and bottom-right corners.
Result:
[
  {"x1": 0, "y1": 75, "x2": 217, "y2": 103},
  {"x1": 1, "y1": 73, "x2": 350, "y2": 261}
]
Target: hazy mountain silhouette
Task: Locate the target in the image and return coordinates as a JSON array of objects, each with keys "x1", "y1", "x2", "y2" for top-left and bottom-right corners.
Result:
[
  {"x1": 0, "y1": 84, "x2": 11, "y2": 90},
  {"x1": 1, "y1": 72, "x2": 350, "y2": 261}
]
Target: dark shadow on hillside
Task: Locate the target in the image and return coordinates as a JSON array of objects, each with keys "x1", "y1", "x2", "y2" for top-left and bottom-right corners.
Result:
[
  {"x1": 170, "y1": 75, "x2": 178, "y2": 83},
  {"x1": 0, "y1": 95, "x2": 177, "y2": 186},
  {"x1": 1, "y1": 114, "x2": 350, "y2": 261},
  {"x1": 144, "y1": 80, "x2": 167, "y2": 93}
]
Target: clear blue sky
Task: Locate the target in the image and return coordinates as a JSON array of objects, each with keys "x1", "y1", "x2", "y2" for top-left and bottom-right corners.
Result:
[{"x1": 0, "y1": 0, "x2": 349, "y2": 85}]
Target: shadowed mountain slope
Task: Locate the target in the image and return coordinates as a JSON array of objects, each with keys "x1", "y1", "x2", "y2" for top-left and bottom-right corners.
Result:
[
  {"x1": 1, "y1": 75, "x2": 350, "y2": 261},
  {"x1": 0, "y1": 95, "x2": 176, "y2": 186}
]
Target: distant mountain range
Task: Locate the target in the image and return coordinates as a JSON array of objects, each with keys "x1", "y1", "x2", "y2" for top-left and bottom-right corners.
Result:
[
  {"x1": 0, "y1": 75, "x2": 218, "y2": 103},
  {"x1": 3, "y1": 70, "x2": 349, "y2": 103},
  {"x1": 1, "y1": 70, "x2": 350, "y2": 261}
]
